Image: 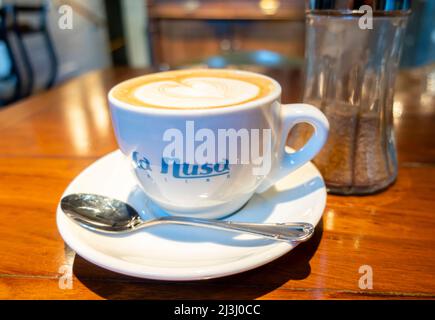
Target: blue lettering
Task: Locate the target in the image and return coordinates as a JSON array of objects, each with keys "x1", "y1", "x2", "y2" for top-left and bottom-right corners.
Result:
[
  {"x1": 182, "y1": 163, "x2": 199, "y2": 176},
  {"x1": 133, "y1": 151, "x2": 151, "y2": 171},
  {"x1": 172, "y1": 162, "x2": 182, "y2": 178},
  {"x1": 200, "y1": 163, "x2": 213, "y2": 175},
  {"x1": 214, "y1": 159, "x2": 229, "y2": 173},
  {"x1": 161, "y1": 158, "x2": 170, "y2": 174},
  {"x1": 160, "y1": 158, "x2": 230, "y2": 179}
]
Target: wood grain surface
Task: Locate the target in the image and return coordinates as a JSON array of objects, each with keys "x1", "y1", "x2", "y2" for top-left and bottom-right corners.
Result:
[{"x1": 0, "y1": 66, "x2": 434, "y2": 299}]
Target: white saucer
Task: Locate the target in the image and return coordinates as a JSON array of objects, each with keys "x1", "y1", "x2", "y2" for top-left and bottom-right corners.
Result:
[{"x1": 56, "y1": 150, "x2": 326, "y2": 281}]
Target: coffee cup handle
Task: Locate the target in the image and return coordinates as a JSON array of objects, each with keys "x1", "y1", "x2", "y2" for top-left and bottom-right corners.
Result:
[{"x1": 256, "y1": 103, "x2": 329, "y2": 193}]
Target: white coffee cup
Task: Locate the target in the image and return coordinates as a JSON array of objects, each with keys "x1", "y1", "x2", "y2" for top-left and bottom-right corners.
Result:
[{"x1": 109, "y1": 69, "x2": 329, "y2": 219}]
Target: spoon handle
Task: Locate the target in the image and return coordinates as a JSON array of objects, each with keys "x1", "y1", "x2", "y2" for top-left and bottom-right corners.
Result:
[{"x1": 155, "y1": 216, "x2": 315, "y2": 243}]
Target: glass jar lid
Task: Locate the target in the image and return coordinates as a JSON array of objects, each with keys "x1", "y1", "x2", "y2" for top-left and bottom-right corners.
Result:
[{"x1": 306, "y1": 0, "x2": 411, "y2": 15}]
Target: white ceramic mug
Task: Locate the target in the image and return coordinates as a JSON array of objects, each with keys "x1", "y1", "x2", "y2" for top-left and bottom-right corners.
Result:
[{"x1": 109, "y1": 70, "x2": 329, "y2": 219}]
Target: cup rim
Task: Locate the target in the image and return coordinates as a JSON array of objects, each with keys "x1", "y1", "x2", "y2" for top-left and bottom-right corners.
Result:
[{"x1": 108, "y1": 69, "x2": 282, "y2": 116}]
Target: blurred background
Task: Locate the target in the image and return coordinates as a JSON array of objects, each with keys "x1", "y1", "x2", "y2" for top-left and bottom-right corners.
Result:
[{"x1": 0, "y1": 0, "x2": 434, "y2": 107}]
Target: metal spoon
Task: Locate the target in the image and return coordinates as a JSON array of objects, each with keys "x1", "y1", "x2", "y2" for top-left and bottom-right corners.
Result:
[{"x1": 60, "y1": 193, "x2": 315, "y2": 243}]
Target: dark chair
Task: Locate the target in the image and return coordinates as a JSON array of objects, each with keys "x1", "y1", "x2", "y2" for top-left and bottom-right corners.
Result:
[
  {"x1": 0, "y1": 6, "x2": 21, "y2": 106},
  {"x1": 11, "y1": 4, "x2": 58, "y2": 98}
]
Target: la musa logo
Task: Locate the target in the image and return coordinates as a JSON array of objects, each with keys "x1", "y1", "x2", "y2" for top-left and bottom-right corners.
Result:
[{"x1": 133, "y1": 151, "x2": 230, "y2": 179}]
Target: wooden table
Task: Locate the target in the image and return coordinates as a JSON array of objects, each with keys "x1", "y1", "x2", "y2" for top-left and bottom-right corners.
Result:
[{"x1": 0, "y1": 66, "x2": 434, "y2": 299}]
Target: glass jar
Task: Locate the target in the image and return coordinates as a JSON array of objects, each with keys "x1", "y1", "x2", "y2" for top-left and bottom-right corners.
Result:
[{"x1": 301, "y1": 1, "x2": 410, "y2": 194}]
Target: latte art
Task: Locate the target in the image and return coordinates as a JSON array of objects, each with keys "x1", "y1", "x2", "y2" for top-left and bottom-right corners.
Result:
[
  {"x1": 110, "y1": 69, "x2": 276, "y2": 110},
  {"x1": 135, "y1": 77, "x2": 260, "y2": 108}
]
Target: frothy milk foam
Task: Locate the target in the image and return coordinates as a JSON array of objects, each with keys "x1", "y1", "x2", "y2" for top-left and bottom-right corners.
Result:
[{"x1": 111, "y1": 69, "x2": 275, "y2": 110}]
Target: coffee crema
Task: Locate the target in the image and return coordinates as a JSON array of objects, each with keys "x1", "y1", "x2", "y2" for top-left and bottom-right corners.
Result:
[{"x1": 111, "y1": 69, "x2": 275, "y2": 110}]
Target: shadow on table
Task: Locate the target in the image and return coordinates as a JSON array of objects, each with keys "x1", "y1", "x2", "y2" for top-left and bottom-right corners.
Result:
[{"x1": 72, "y1": 218, "x2": 323, "y2": 299}]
